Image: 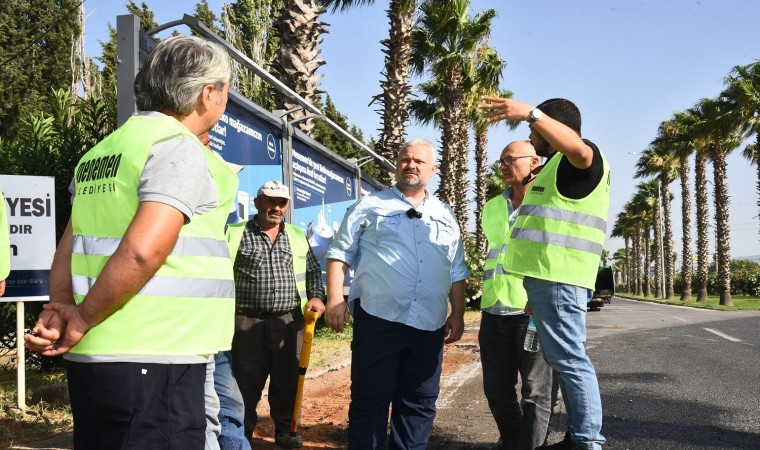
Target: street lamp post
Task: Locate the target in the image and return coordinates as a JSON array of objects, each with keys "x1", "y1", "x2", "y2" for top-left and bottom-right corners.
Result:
[{"x1": 347, "y1": 156, "x2": 374, "y2": 200}]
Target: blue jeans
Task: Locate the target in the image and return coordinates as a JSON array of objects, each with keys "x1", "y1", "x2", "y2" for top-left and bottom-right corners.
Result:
[
  {"x1": 215, "y1": 351, "x2": 252, "y2": 450},
  {"x1": 205, "y1": 359, "x2": 222, "y2": 450},
  {"x1": 479, "y1": 312, "x2": 553, "y2": 449},
  {"x1": 523, "y1": 277, "x2": 605, "y2": 449}
]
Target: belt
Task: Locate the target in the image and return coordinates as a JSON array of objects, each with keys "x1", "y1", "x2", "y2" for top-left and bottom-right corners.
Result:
[{"x1": 235, "y1": 306, "x2": 296, "y2": 319}]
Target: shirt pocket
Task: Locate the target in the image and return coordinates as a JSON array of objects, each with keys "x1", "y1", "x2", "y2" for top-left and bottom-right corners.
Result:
[
  {"x1": 373, "y1": 212, "x2": 403, "y2": 244},
  {"x1": 431, "y1": 216, "x2": 458, "y2": 254}
]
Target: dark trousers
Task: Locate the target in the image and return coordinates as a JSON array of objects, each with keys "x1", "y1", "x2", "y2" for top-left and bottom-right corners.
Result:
[
  {"x1": 231, "y1": 309, "x2": 303, "y2": 436},
  {"x1": 348, "y1": 300, "x2": 444, "y2": 450},
  {"x1": 65, "y1": 360, "x2": 206, "y2": 450},
  {"x1": 478, "y1": 313, "x2": 553, "y2": 450}
]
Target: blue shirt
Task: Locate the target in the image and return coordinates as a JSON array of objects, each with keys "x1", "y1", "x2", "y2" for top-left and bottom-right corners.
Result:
[{"x1": 326, "y1": 186, "x2": 469, "y2": 331}]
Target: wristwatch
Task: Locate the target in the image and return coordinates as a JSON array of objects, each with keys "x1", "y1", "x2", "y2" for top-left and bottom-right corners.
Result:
[{"x1": 527, "y1": 108, "x2": 543, "y2": 124}]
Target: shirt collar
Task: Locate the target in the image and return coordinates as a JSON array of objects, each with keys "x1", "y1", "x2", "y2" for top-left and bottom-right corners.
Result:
[{"x1": 391, "y1": 185, "x2": 429, "y2": 207}]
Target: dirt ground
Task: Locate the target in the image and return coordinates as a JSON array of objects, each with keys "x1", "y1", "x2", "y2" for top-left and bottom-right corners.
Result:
[{"x1": 17, "y1": 316, "x2": 485, "y2": 450}]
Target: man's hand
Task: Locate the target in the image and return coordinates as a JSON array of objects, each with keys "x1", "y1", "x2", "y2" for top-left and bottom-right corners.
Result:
[
  {"x1": 24, "y1": 308, "x2": 66, "y2": 354},
  {"x1": 443, "y1": 313, "x2": 465, "y2": 344},
  {"x1": 478, "y1": 96, "x2": 533, "y2": 123},
  {"x1": 324, "y1": 297, "x2": 350, "y2": 333},
  {"x1": 35, "y1": 302, "x2": 92, "y2": 356},
  {"x1": 305, "y1": 298, "x2": 326, "y2": 317},
  {"x1": 0, "y1": 279, "x2": 5, "y2": 297}
]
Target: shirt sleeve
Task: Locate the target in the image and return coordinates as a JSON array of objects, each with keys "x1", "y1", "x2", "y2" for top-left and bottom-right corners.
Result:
[
  {"x1": 444, "y1": 205, "x2": 470, "y2": 283},
  {"x1": 138, "y1": 135, "x2": 219, "y2": 221},
  {"x1": 325, "y1": 199, "x2": 366, "y2": 266},
  {"x1": 305, "y1": 246, "x2": 326, "y2": 301}
]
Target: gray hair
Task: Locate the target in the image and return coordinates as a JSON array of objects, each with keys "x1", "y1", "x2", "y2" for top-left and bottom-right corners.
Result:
[
  {"x1": 398, "y1": 138, "x2": 438, "y2": 159},
  {"x1": 134, "y1": 36, "x2": 232, "y2": 115}
]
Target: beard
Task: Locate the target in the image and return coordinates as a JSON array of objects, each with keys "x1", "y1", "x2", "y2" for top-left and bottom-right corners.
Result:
[
  {"x1": 532, "y1": 139, "x2": 552, "y2": 158},
  {"x1": 262, "y1": 211, "x2": 284, "y2": 225},
  {"x1": 397, "y1": 172, "x2": 424, "y2": 190}
]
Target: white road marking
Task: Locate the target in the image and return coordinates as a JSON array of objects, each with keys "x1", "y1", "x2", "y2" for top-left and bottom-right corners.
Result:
[
  {"x1": 703, "y1": 328, "x2": 743, "y2": 342},
  {"x1": 436, "y1": 361, "x2": 481, "y2": 409},
  {"x1": 672, "y1": 316, "x2": 688, "y2": 322}
]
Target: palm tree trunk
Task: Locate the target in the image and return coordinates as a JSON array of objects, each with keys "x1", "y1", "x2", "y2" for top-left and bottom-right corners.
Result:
[
  {"x1": 474, "y1": 129, "x2": 489, "y2": 256},
  {"x1": 438, "y1": 67, "x2": 465, "y2": 234},
  {"x1": 276, "y1": 0, "x2": 328, "y2": 137},
  {"x1": 374, "y1": 0, "x2": 416, "y2": 185},
  {"x1": 624, "y1": 237, "x2": 631, "y2": 293},
  {"x1": 644, "y1": 226, "x2": 652, "y2": 297},
  {"x1": 634, "y1": 230, "x2": 643, "y2": 296},
  {"x1": 712, "y1": 148, "x2": 733, "y2": 306},
  {"x1": 660, "y1": 173, "x2": 675, "y2": 299},
  {"x1": 453, "y1": 108, "x2": 470, "y2": 238},
  {"x1": 679, "y1": 154, "x2": 693, "y2": 301},
  {"x1": 695, "y1": 152, "x2": 709, "y2": 301},
  {"x1": 756, "y1": 134, "x2": 760, "y2": 247},
  {"x1": 653, "y1": 206, "x2": 663, "y2": 299}
]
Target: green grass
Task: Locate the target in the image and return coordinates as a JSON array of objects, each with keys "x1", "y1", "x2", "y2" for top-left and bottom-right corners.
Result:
[
  {"x1": 617, "y1": 292, "x2": 760, "y2": 310},
  {"x1": 0, "y1": 368, "x2": 73, "y2": 449}
]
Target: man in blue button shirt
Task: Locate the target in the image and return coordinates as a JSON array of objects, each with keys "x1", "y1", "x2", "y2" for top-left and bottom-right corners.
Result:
[{"x1": 324, "y1": 138, "x2": 469, "y2": 449}]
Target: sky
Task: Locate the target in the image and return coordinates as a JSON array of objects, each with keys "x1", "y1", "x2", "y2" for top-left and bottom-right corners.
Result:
[{"x1": 82, "y1": 0, "x2": 760, "y2": 259}]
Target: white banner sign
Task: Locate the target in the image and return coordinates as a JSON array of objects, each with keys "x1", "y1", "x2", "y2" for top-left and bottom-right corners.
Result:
[{"x1": 0, "y1": 175, "x2": 56, "y2": 302}]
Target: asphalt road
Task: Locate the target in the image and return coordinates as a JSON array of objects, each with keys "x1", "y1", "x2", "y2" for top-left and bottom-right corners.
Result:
[{"x1": 430, "y1": 297, "x2": 760, "y2": 449}]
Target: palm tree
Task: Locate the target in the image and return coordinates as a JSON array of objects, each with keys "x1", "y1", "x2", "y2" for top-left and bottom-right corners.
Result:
[
  {"x1": 321, "y1": 0, "x2": 417, "y2": 184},
  {"x1": 410, "y1": 0, "x2": 497, "y2": 234},
  {"x1": 634, "y1": 144, "x2": 679, "y2": 299},
  {"x1": 468, "y1": 43, "x2": 510, "y2": 255},
  {"x1": 723, "y1": 60, "x2": 760, "y2": 243},
  {"x1": 692, "y1": 97, "x2": 743, "y2": 306},
  {"x1": 633, "y1": 180, "x2": 661, "y2": 298},
  {"x1": 658, "y1": 111, "x2": 699, "y2": 301},
  {"x1": 611, "y1": 247, "x2": 628, "y2": 290},
  {"x1": 611, "y1": 211, "x2": 635, "y2": 292}
]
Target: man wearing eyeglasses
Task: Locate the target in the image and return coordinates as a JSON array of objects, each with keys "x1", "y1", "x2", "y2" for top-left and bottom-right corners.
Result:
[
  {"x1": 324, "y1": 138, "x2": 469, "y2": 450},
  {"x1": 480, "y1": 140, "x2": 553, "y2": 450},
  {"x1": 479, "y1": 97, "x2": 610, "y2": 450}
]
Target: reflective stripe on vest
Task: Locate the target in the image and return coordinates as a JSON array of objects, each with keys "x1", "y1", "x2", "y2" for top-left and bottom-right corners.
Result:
[
  {"x1": 72, "y1": 274, "x2": 234, "y2": 298},
  {"x1": 510, "y1": 228, "x2": 604, "y2": 255},
  {"x1": 68, "y1": 114, "x2": 238, "y2": 355},
  {"x1": 504, "y1": 147, "x2": 610, "y2": 290},
  {"x1": 72, "y1": 235, "x2": 231, "y2": 258}
]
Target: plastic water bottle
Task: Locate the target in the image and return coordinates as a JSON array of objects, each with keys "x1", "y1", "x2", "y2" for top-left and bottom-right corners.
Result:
[{"x1": 524, "y1": 316, "x2": 540, "y2": 352}]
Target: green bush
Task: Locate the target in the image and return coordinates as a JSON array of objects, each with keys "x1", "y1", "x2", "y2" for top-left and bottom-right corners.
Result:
[
  {"x1": 0, "y1": 89, "x2": 114, "y2": 370},
  {"x1": 463, "y1": 235, "x2": 485, "y2": 309}
]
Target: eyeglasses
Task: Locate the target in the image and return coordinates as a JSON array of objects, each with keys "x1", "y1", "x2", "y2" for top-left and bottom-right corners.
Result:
[{"x1": 495, "y1": 156, "x2": 533, "y2": 166}]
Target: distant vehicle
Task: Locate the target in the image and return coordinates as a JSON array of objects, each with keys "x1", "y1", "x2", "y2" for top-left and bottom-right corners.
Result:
[{"x1": 589, "y1": 264, "x2": 614, "y2": 311}]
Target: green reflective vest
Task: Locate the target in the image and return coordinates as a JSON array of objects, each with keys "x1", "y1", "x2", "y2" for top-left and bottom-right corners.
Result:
[
  {"x1": 481, "y1": 192, "x2": 528, "y2": 310},
  {"x1": 69, "y1": 114, "x2": 239, "y2": 355},
  {"x1": 226, "y1": 221, "x2": 310, "y2": 312},
  {"x1": 0, "y1": 186, "x2": 9, "y2": 280},
  {"x1": 504, "y1": 150, "x2": 611, "y2": 290}
]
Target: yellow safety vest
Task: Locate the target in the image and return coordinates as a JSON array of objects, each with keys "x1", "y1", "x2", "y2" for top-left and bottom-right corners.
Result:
[
  {"x1": 481, "y1": 193, "x2": 528, "y2": 310},
  {"x1": 69, "y1": 114, "x2": 239, "y2": 355},
  {"x1": 504, "y1": 150, "x2": 611, "y2": 290},
  {"x1": 226, "y1": 221, "x2": 310, "y2": 312}
]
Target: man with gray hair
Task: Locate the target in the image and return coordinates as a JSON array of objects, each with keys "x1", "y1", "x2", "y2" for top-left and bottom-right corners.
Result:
[
  {"x1": 25, "y1": 35, "x2": 236, "y2": 449},
  {"x1": 325, "y1": 138, "x2": 469, "y2": 449}
]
